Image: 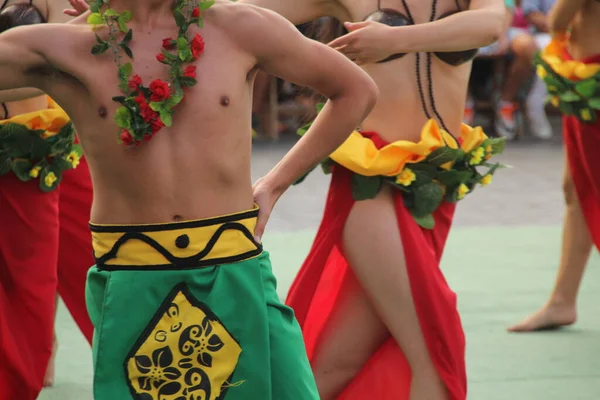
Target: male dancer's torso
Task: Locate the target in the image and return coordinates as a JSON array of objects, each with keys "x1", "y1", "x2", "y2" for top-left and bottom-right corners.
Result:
[
  {"x1": 568, "y1": 0, "x2": 600, "y2": 58},
  {"x1": 14, "y1": 4, "x2": 268, "y2": 225}
]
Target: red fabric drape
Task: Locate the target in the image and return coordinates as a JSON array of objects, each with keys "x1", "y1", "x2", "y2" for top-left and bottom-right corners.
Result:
[{"x1": 286, "y1": 132, "x2": 466, "y2": 399}]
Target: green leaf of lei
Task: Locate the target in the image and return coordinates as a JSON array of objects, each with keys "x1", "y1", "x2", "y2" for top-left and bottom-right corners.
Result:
[
  {"x1": 351, "y1": 174, "x2": 383, "y2": 201},
  {"x1": 412, "y1": 214, "x2": 435, "y2": 229}
]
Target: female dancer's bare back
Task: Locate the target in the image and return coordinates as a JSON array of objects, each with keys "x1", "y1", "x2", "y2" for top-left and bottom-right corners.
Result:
[{"x1": 244, "y1": 0, "x2": 505, "y2": 398}]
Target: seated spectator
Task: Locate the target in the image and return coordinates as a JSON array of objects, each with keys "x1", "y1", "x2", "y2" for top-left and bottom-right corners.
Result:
[
  {"x1": 464, "y1": 0, "x2": 514, "y2": 127},
  {"x1": 499, "y1": 0, "x2": 555, "y2": 139},
  {"x1": 466, "y1": 0, "x2": 555, "y2": 140}
]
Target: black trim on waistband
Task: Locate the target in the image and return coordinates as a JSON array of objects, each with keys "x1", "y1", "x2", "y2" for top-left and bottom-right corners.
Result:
[
  {"x1": 89, "y1": 208, "x2": 259, "y2": 233},
  {"x1": 96, "y1": 248, "x2": 263, "y2": 271},
  {"x1": 94, "y1": 221, "x2": 263, "y2": 270}
]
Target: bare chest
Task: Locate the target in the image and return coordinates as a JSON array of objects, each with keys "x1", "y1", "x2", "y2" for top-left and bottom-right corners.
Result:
[{"x1": 72, "y1": 27, "x2": 254, "y2": 125}]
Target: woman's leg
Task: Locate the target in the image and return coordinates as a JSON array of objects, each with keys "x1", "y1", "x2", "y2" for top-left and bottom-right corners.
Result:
[
  {"x1": 312, "y1": 188, "x2": 447, "y2": 400},
  {"x1": 509, "y1": 159, "x2": 593, "y2": 332},
  {"x1": 43, "y1": 295, "x2": 59, "y2": 387}
]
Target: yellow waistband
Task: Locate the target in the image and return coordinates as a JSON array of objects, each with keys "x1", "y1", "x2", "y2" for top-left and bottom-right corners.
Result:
[
  {"x1": 90, "y1": 207, "x2": 262, "y2": 270},
  {"x1": 330, "y1": 120, "x2": 488, "y2": 177}
]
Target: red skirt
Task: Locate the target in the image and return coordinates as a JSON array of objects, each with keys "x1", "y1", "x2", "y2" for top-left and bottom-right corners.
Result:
[
  {"x1": 563, "y1": 51, "x2": 600, "y2": 250},
  {"x1": 286, "y1": 132, "x2": 467, "y2": 399},
  {"x1": 0, "y1": 158, "x2": 93, "y2": 400}
]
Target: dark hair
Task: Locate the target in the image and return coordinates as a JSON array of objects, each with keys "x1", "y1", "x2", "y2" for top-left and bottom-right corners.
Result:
[{"x1": 0, "y1": 3, "x2": 46, "y2": 34}]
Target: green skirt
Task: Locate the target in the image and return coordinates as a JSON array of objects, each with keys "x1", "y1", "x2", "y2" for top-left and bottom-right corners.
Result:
[{"x1": 86, "y1": 207, "x2": 318, "y2": 400}]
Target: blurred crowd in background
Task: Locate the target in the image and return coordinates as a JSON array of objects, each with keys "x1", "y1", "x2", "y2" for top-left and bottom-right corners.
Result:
[{"x1": 251, "y1": 0, "x2": 558, "y2": 142}]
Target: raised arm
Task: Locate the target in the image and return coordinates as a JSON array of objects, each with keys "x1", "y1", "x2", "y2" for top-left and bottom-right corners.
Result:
[
  {"x1": 0, "y1": 0, "x2": 75, "y2": 102},
  {"x1": 0, "y1": 26, "x2": 48, "y2": 92},
  {"x1": 547, "y1": 0, "x2": 587, "y2": 34},
  {"x1": 234, "y1": 6, "x2": 377, "y2": 236},
  {"x1": 329, "y1": 0, "x2": 505, "y2": 63},
  {"x1": 248, "y1": 7, "x2": 377, "y2": 191}
]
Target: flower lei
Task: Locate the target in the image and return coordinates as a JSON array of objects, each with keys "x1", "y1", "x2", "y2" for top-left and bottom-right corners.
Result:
[
  {"x1": 87, "y1": 0, "x2": 214, "y2": 146},
  {"x1": 535, "y1": 38, "x2": 600, "y2": 123},
  {"x1": 295, "y1": 104, "x2": 506, "y2": 229}
]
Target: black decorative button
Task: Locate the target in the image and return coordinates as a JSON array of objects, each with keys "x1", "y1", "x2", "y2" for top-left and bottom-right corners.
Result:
[{"x1": 175, "y1": 234, "x2": 190, "y2": 249}]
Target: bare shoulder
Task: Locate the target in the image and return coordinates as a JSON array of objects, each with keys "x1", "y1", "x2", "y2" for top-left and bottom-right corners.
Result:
[{"x1": 208, "y1": 2, "x2": 305, "y2": 55}]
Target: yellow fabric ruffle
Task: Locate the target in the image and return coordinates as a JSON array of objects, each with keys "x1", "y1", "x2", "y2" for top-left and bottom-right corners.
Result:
[
  {"x1": 329, "y1": 119, "x2": 488, "y2": 177},
  {"x1": 0, "y1": 97, "x2": 70, "y2": 138},
  {"x1": 540, "y1": 39, "x2": 600, "y2": 81}
]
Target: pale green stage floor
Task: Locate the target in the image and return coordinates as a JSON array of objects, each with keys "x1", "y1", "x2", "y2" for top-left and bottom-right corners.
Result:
[{"x1": 39, "y1": 226, "x2": 600, "y2": 400}]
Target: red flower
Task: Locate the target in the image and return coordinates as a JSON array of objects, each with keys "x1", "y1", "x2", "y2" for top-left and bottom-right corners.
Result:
[
  {"x1": 183, "y1": 66, "x2": 197, "y2": 79},
  {"x1": 144, "y1": 133, "x2": 153, "y2": 142},
  {"x1": 128, "y1": 74, "x2": 142, "y2": 90},
  {"x1": 162, "y1": 38, "x2": 176, "y2": 50},
  {"x1": 190, "y1": 34, "x2": 205, "y2": 59},
  {"x1": 192, "y1": 7, "x2": 200, "y2": 18},
  {"x1": 139, "y1": 102, "x2": 158, "y2": 122},
  {"x1": 156, "y1": 53, "x2": 166, "y2": 63},
  {"x1": 120, "y1": 130, "x2": 134, "y2": 145},
  {"x1": 134, "y1": 94, "x2": 147, "y2": 106},
  {"x1": 150, "y1": 118, "x2": 165, "y2": 134},
  {"x1": 149, "y1": 79, "x2": 171, "y2": 102}
]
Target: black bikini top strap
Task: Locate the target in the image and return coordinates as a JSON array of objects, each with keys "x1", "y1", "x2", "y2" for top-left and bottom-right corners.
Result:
[
  {"x1": 377, "y1": 0, "x2": 381, "y2": 10},
  {"x1": 400, "y1": 0, "x2": 415, "y2": 23},
  {"x1": 0, "y1": 0, "x2": 9, "y2": 10},
  {"x1": 455, "y1": 0, "x2": 462, "y2": 11},
  {"x1": 1, "y1": 103, "x2": 8, "y2": 120}
]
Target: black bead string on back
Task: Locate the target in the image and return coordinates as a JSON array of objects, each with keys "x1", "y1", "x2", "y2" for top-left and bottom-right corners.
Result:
[
  {"x1": 399, "y1": 0, "x2": 458, "y2": 143},
  {"x1": 427, "y1": 0, "x2": 453, "y2": 135},
  {"x1": 399, "y1": 0, "x2": 433, "y2": 122}
]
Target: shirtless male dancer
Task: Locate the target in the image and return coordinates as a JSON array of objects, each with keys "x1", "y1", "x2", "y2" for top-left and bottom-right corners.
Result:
[
  {"x1": 510, "y1": 0, "x2": 600, "y2": 332},
  {"x1": 0, "y1": 0, "x2": 377, "y2": 399}
]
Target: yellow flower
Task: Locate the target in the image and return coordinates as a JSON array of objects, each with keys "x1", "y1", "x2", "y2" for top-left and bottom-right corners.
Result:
[
  {"x1": 536, "y1": 65, "x2": 548, "y2": 79},
  {"x1": 469, "y1": 146, "x2": 485, "y2": 166},
  {"x1": 574, "y1": 64, "x2": 600, "y2": 80},
  {"x1": 66, "y1": 151, "x2": 80, "y2": 168},
  {"x1": 396, "y1": 168, "x2": 416, "y2": 186},
  {"x1": 580, "y1": 108, "x2": 592, "y2": 121},
  {"x1": 460, "y1": 124, "x2": 488, "y2": 153},
  {"x1": 44, "y1": 172, "x2": 57, "y2": 187},
  {"x1": 550, "y1": 96, "x2": 560, "y2": 107},
  {"x1": 29, "y1": 166, "x2": 41, "y2": 178},
  {"x1": 457, "y1": 183, "x2": 470, "y2": 200},
  {"x1": 481, "y1": 174, "x2": 493, "y2": 187}
]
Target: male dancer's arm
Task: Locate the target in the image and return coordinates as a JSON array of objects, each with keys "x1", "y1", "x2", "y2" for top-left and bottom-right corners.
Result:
[
  {"x1": 236, "y1": 7, "x2": 378, "y2": 238},
  {"x1": 548, "y1": 0, "x2": 587, "y2": 34},
  {"x1": 0, "y1": 27, "x2": 49, "y2": 92},
  {"x1": 0, "y1": 0, "x2": 74, "y2": 102}
]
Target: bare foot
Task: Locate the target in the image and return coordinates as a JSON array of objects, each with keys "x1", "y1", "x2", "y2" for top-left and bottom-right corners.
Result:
[
  {"x1": 508, "y1": 303, "x2": 577, "y2": 332},
  {"x1": 43, "y1": 335, "x2": 58, "y2": 387}
]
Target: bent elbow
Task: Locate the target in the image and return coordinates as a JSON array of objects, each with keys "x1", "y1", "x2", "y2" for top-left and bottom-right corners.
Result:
[{"x1": 481, "y1": 9, "x2": 506, "y2": 47}]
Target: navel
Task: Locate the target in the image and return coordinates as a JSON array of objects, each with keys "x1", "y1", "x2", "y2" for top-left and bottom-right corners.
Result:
[
  {"x1": 220, "y1": 96, "x2": 230, "y2": 107},
  {"x1": 172, "y1": 214, "x2": 183, "y2": 222}
]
